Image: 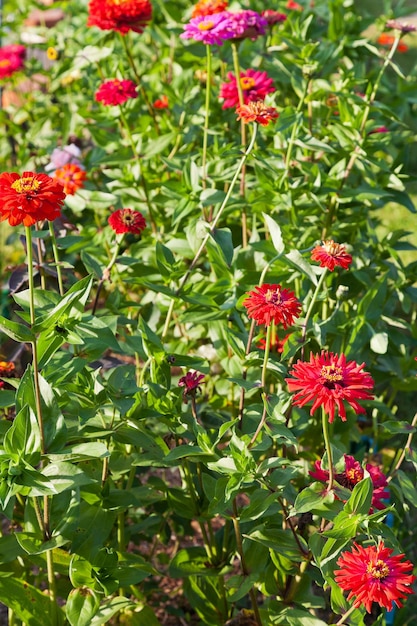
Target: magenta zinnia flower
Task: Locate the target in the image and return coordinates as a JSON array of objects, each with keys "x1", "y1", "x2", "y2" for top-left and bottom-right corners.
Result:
[
  {"x1": 95, "y1": 79, "x2": 138, "y2": 106},
  {"x1": 226, "y1": 10, "x2": 268, "y2": 40},
  {"x1": 310, "y1": 454, "x2": 389, "y2": 511},
  {"x1": 0, "y1": 44, "x2": 25, "y2": 80},
  {"x1": 243, "y1": 284, "x2": 301, "y2": 328},
  {"x1": 310, "y1": 240, "x2": 352, "y2": 271},
  {"x1": 220, "y1": 69, "x2": 275, "y2": 109},
  {"x1": 286, "y1": 351, "x2": 374, "y2": 422},
  {"x1": 180, "y1": 12, "x2": 234, "y2": 45},
  {"x1": 335, "y1": 542, "x2": 415, "y2": 612}
]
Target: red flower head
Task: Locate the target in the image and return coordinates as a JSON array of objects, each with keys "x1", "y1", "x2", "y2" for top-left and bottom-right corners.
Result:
[
  {"x1": 0, "y1": 44, "x2": 25, "y2": 80},
  {"x1": 311, "y1": 240, "x2": 353, "y2": 271},
  {"x1": 310, "y1": 454, "x2": 389, "y2": 511},
  {"x1": 0, "y1": 361, "x2": 15, "y2": 376},
  {"x1": 286, "y1": 351, "x2": 374, "y2": 423},
  {"x1": 262, "y1": 10, "x2": 287, "y2": 25},
  {"x1": 236, "y1": 100, "x2": 279, "y2": 126},
  {"x1": 243, "y1": 284, "x2": 302, "y2": 328},
  {"x1": 95, "y1": 79, "x2": 138, "y2": 106},
  {"x1": 0, "y1": 171, "x2": 66, "y2": 226},
  {"x1": 153, "y1": 95, "x2": 169, "y2": 109},
  {"x1": 178, "y1": 371, "x2": 205, "y2": 402},
  {"x1": 377, "y1": 34, "x2": 408, "y2": 52},
  {"x1": 191, "y1": 0, "x2": 228, "y2": 18},
  {"x1": 335, "y1": 541, "x2": 415, "y2": 612},
  {"x1": 108, "y1": 208, "x2": 146, "y2": 235},
  {"x1": 87, "y1": 0, "x2": 152, "y2": 34},
  {"x1": 286, "y1": 0, "x2": 303, "y2": 10},
  {"x1": 53, "y1": 163, "x2": 86, "y2": 195},
  {"x1": 220, "y1": 69, "x2": 275, "y2": 110}
]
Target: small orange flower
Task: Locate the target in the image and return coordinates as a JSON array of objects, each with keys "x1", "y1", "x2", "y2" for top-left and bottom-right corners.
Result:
[
  {"x1": 191, "y1": 0, "x2": 228, "y2": 18},
  {"x1": 236, "y1": 101, "x2": 279, "y2": 126},
  {"x1": 153, "y1": 95, "x2": 169, "y2": 109},
  {"x1": 377, "y1": 34, "x2": 408, "y2": 52},
  {"x1": 0, "y1": 361, "x2": 15, "y2": 376},
  {"x1": 53, "y1": 163, "x2": 86, "y2": 195}
]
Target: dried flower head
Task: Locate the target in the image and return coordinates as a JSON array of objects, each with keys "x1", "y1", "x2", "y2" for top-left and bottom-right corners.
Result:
[
  {"x1": 220, "y1": 69, "x2": 275, "y2": 109},
  {"x1": 335, "y1": 541, "x2": 415, "y2": 612},
  {"x1": 192, "y1": 0, "x2": 228, "y2": 18},
  {"x1": 53, "y1": 163, "x2": 86, "y2": 195},
  {"x1": 286, "y1": 351, "x2": 374, "y2": 423},
  {"x1": 236, "y1": 100, "x2": 279, "y2": 126},
  {"x1": 385, "y1": 19, "x2": 416, "y2": 34},
  {"x1": 108, "y1": 208, "x2": 146, "y2": 235},
  {"x1": 180, "y1": 12, "x2": 234, "y2": 45},
  {"x1": 243, "y1": 284, "x2": 301, "y2": 328},
  {"x1": 311, "y1": 240, "x2": 352, "y2": 271},
  {"x1": 0, "y1": 171, "x2": 66, "y2": 226},
  {"x1": 87, "y1": 0, "x2": 152, "y2": 34},
  {"x1": 95, "y1": 79, "x2": 138, "y2": 106}
]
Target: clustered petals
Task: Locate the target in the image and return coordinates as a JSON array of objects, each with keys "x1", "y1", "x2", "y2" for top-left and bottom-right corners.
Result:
[
  {"x1": 311, "y1": 240, "x2": 353, "y2": 271},
  {"x1": 45, "y1": 144, "x2": 82, "y2": 173},
  {"x1": 262, "y1": 10, "x2": 287, "y2": 25},
  {"x1": 191, "y1": 0, "x2": 228, "y2": 19},
  {"x1": 220, "y1": 69, "x2": 275, "y2": 109},
  {"x1": 335, "y1": 542, "x2": 415, "y2": 612},
  {"x1": 178, "y1": 371, "x2": 205, "y2": 393},
  {"x1": 243, "y1": 284, "x2": 301, "y2": 328},
  {"x1": 53, "y1": 163, "x2": 87, "y2": 196},
  {"x1": 310, "y1": 454, "x2": 389, "y2": 511},
  {"x1": 0, "y1": 171, "x2": 66, "y2": 226},
  {"x1": 180, "y1": 12, "x2": 234, "y2": 45},
  {"x1": 87, "y1": 0, "x2": 152, "y2": 34},
  {"x1": 226, "y1": 9, "x2": 268, "y2": 40},
  {"x1": 95, "y1": 79, "x2": 138, "y2": 106},
  {"x1": 286, "y1": 351, "x2": 374, "y2": 423},
  {"x1": 236, "y1": 100, "x2": 279, "y2": 126},
  {"x1": 0, "y1": 43, "x2": 25, "y2": 80},
  {"x1": 153, "y1": 95, "x2": 169, "y2": 109},
  {"x1": 108, "y1": 208, "x2": 146, "y2": 235}
]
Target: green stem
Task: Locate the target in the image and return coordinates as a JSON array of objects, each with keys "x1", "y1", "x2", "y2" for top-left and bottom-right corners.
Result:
[
  {"x1": 261, "y1": 323, "x2": 272, "y2": 390},
  {"x1": 335, "y1": 603, "x2": 357, "y2": 625},
  {"x1": 48, "y1": 222, "x2": 64, "y2": 296},
  {"x1": 92, "y1": 235, "x2": 124, "y2": 315},
  {"x1": 231, "y1": 42, "x2": 248, "y2": 247},
  {"x1": 284, "y1": 79, "x2": 309, "y2": 177},
  {"x1": 202, "y1": 44, "x2": 212, "y2": 187},
  {"x1": 301, "y1": 267, "x2": 328, "y2": 355},
  {"x1": 321, "y1": 405, "x2": 334, "y2": 492}
]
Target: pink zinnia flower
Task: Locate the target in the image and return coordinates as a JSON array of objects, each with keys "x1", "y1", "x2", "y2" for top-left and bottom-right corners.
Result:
[
  {"x1": 335, "y1": 542, "x2": 415, "y2": 612},
  {"x1": 45, "y1": 144, "x2": 82, "y2": 173},
  {"x1": 220, "y1": 69, "x2": 275, "y2": 109},
  {"x1": 0, "y1": 44, "x2": 25, "y2": 80},
  {"x1": 226, "y1": 10, "x2": 268, "y2": 40},
  {"x1": 95, "y1": 79, "x2": 138, "y2": 106},
  {"x1": 236, "y1": 101, "x2": 279, "y2": 126},
  {"x1": 286, "y1": 351, "x2": 374, "y2": 423},
  {"x1": 243, "y1": 284, "x2": 301, "y2": 328},
  {"x1": 310, "y1": 455, "x2": 389, "y2": 511},
  {"x1": 108, "y1": 209, "x2": 146, "y2": 235},
  {"x1": 180, "y1": 12, "x2": 234, "y2": 46},
  {"x1": 310, "y1": 240, "x2": 352, "y2": 271}
]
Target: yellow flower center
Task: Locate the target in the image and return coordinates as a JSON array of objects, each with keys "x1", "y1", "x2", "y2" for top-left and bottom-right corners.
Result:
[
  {"x1": 264, "y1": 289, "x2": 281, "y2": 305},
  {"x1": 367, "y1": 559, "x2": 389, "y2": 580},
  {"x1": 0, "y1": 59, "x2": 11, "y2": 68},
  {"x1": 11, "y1": 177, "x2": 41, "y2": 194},
  {"x1": 321, "y1": 365, "x2": 343, "y2": 383},
  {"x1": 240, "y1": 76, "x2": 256, "y2": 90},
  {"x1": 47, "y1": 47, "x2": 58, "y2": 60},
  {"x1": 198, "y1": 20, "x2": 215, "y2": 30},
  {"x1": 345, "y1": 468, "x2": 363, "y2": 484},
  {"x1": 323, "y1": 240, "x2": 342, "y2": 256}
]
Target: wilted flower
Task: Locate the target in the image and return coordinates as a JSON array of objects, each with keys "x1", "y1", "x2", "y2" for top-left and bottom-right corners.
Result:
[
  {"x1": 180, "y1": 12, "x2": 234, "y2": 45},
  {"x1": 220, "y1": 69, "x2": 275, "y2": 109},
  {"x1": 0, "y1": 171, "x2": 66, "y2": 226},
  {"x1": 178, "y1": 371, "x2": 205, "y2": 402},
  {"x1": 287, "y1": 351, "x2": 374, "y2": 423},
  {"x1": 335, "y1": 542, "x2": 415, "y2": 612},
  {"x1": 310, "y1": 455, "x2": 389, "y2": 511},
  {"x1": 53, "y1": 163, "x2": 86, "y2": 195},
  {"x1": 108, "y1": 208, "x2": 146, "y2": 235},
  {"x1": 95, "y1": 79, "x2": 138, "y2": 106},
  {"x1": 236, "y1": 100, "x2": 279, "y2": 126},
  {"x1": 377, "y1": 33, "x2": 408, "y2": 52},
  {"x1": 226, "y1": 10, "x2": 268, "y2": 40},
  {"x1": 153, "y1": 95, "x2": 169, "y2": 109},
  {"x1": 262, "y1": 10, "x2": 287, "y2": 25},
  {"x1": 385, "y1": 19, "x2": 416, "y2": 34},
  {"x1": 243, "y1": 284, "x2": 301, "y2": 328},
  {"x1": 311, "y1": 240, "x2": 353, "y2": 271},
  {"x1": 45, "y1": 144, "x2": 83, "y2": 173},
  {"x1": 192, "y1": 0, "x2": 228, "y2": 18},
  {"x1": 87, "y1": 0, "x2": 152, "y2": 34},
  {"x1": 0, "y1": 43, "x2": 25, "y2": 80}
]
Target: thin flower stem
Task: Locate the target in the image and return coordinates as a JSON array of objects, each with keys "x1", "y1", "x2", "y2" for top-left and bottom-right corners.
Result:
[
  {"x1": 284, "y1": 79, "x2": 309, "y2": 177},
  {"x1": 335, "y1": 603, "x2": 357, "y2": 625},
  {"x1": 387, "y1": 411, "x2": 417, "y2": 483},
  {"x1": 48, "y1": 222, "x2": 64, "y2": 296},
  {"x1": 321, "y1": 405, "x2": 334, "y2": 492},
  {"x1": 34, "y1": 224, "x2": 46, "y2": 290},
  {"x1": 249, "y1": 399, "x2": 267, "y2": 446},
  {"x1": 300, "y1": 268, "x2": 328, "y2": 356},
  {"x1": 202, "y1": 44, "x2": 212, "y2": 188},
  {"x1": 231, "y1": 42, "x2": 248, "y2": 247},
  {"x1": 92, "y1": 235, "x2": 124, "y2": 315},
  {"x1": 261, "y1": 323, "x2": 272, "y2": 390}
]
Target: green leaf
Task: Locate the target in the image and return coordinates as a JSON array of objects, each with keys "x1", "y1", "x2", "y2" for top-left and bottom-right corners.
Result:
[
  {"x1": 0, "y1": 575, "x2": 64, "y2": 625},
  {"x1": 32, "y1": 275, "x2": 93, "y2": 333},
  {"x1": 244, "y1": 528, "x2": 307, "y2": 561},
  {"x1": 0, "y1": 315, "x2": 34, "y2": 343},
  {"x1": 66, "y1": 588, "x2": 100, "y2": 626},
  {"x1": 3, "y1": 405, "x2": 40, "y2": 464},
  {"x1": 169, "y1": 547, "x2": 223, "y2": 578},
  {"x1": 263, "y1": 213, "x2": 285, "y2": 255},
  {"x1": 291, "y1": 482, "x2": 337, "y2": 517},
  {"x1": 285, "y1": 249, "x2": 318, "y2": 285},
  {"x1": 344, "y1": 476, "x2": 373, "y2": 515},
  {"x1": 89, "y1": 597, "x2": 137, "y2": 625}
]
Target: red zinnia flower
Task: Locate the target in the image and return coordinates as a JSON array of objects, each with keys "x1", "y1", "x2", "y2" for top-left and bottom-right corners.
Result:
[
  {"x1": 87, "y1": 0, "x2": 152, "y2": 34},
  {"x1": 153, "y1": 95, "x2": 169, "y2": 109},
  {"x1": 243, "y1": 284, "x2": 301, "y2": 328},
  {"x1": 95, "y1": 79, "x2": 138, "y2": 106},
  {"x1": 311, "y1": 240, "x2": 352, "y2": 271},
  {"x1": 220, "y1": 69, "x2": 275, "y2": 109},
  {"x1": 310, "y1": 454, "x2": 389, "y2": 511},
  {"x1": 377, "y1": 34, "x2": 408, "y2": 52},
  {"x1": 335, "y1": 542, "x2": 415, "y2": 612},
  {"x1": 191, "y1": 0, "x2": 228, "y2": 18},
  {"x1": 236, "y1": 101, "x2": 279, "y2": 126},
  {"x1": 286, "y1": 351, "x2": 374, "y2": 422},
  {"x1": 0, "y1": 44, "x2": 25, "y2": 80},
  {"x1": 0, "y1": 171, "x2": 66, "y2": 226},
  {"x1": 108, "y1": 208, "x2": 146, "y2": 235},
  {"x1": 53, "y1": 163, "x2": 86, "y2": 195},
  {"x1": 178, "y1": 371, "x2": 205, "y2": 392},
  {"x1": 286, "y1": 0, "x2": 303, "y2": 10}
]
